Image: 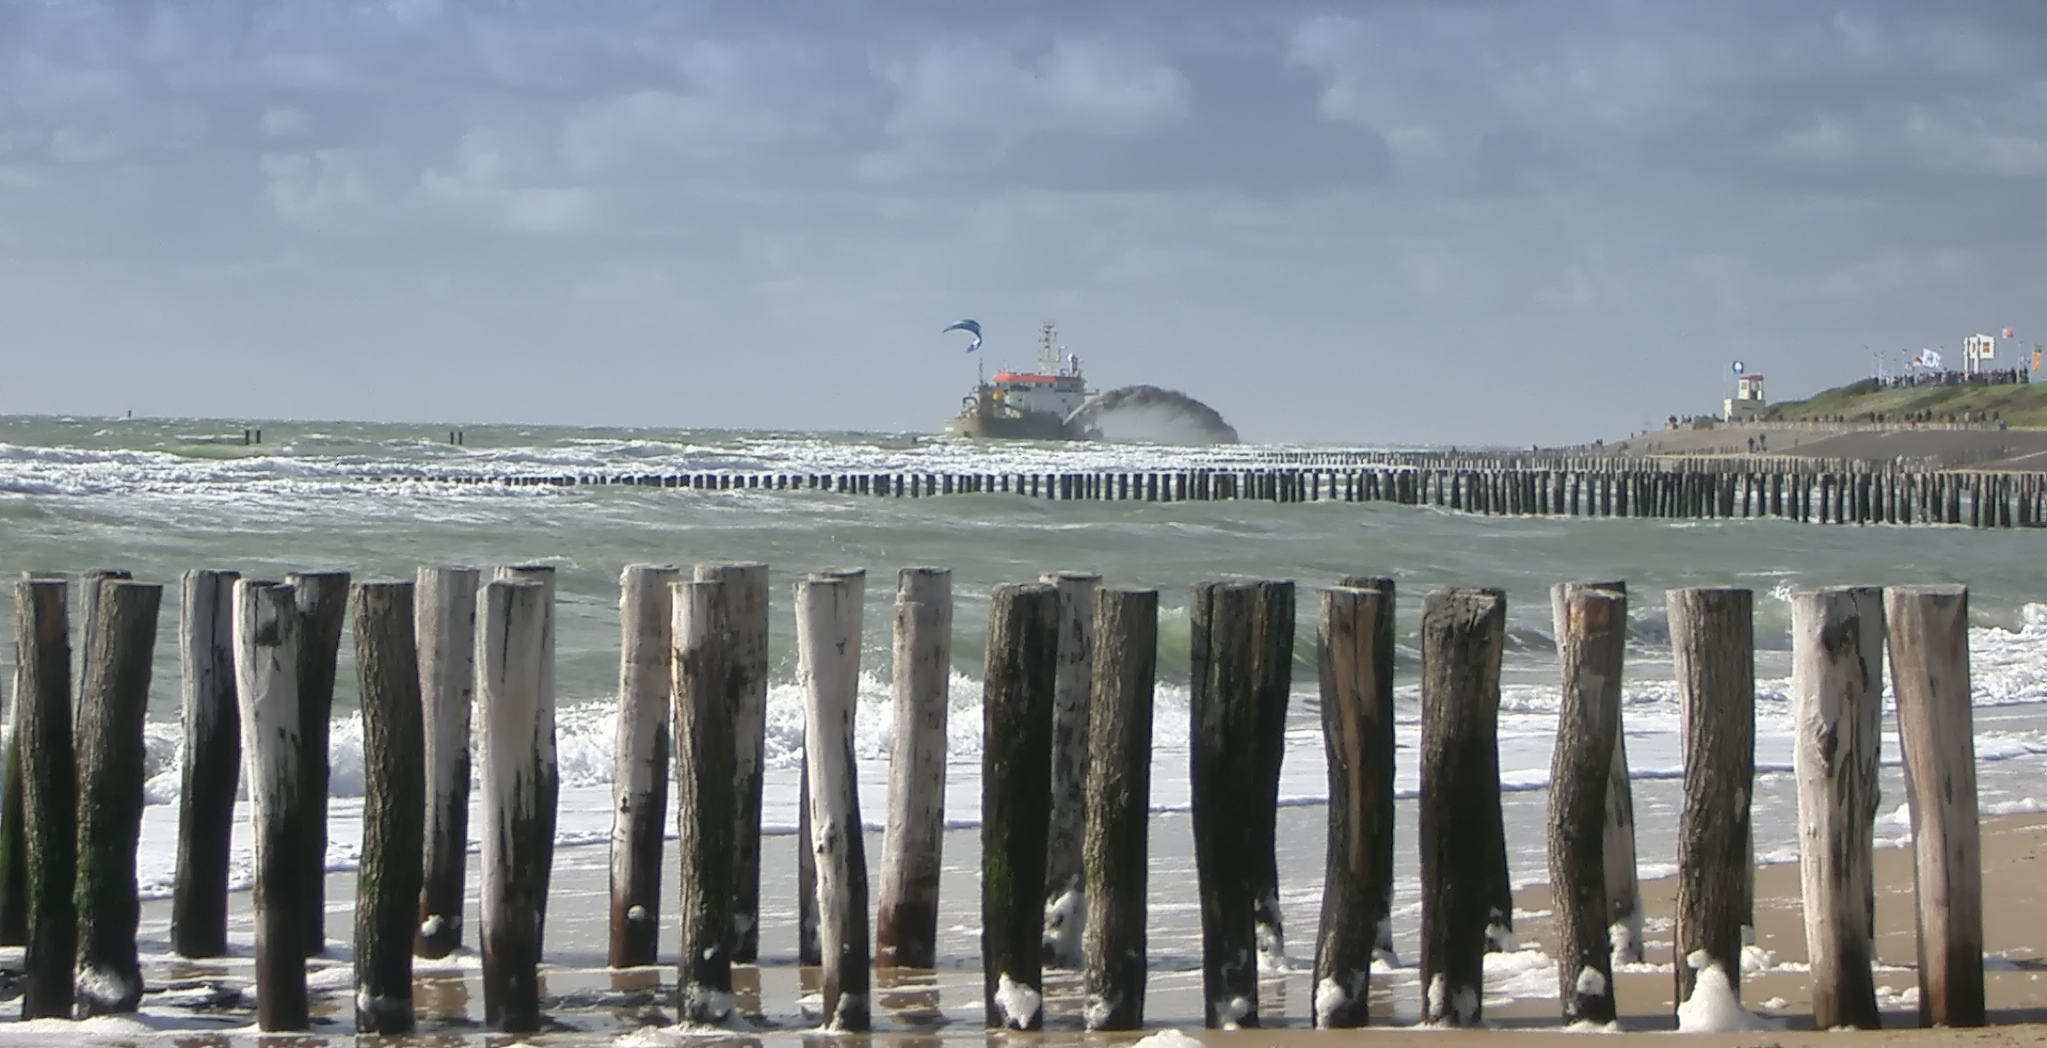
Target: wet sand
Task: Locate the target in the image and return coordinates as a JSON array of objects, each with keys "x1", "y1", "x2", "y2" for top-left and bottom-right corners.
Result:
[{"x1": 18, "y1": 807, "x2": 2038, "y2": 1044}]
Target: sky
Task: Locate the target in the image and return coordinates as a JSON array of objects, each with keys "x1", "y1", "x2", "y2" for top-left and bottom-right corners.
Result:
[{"x1": 3, "y1": 1, "x2": 2046, "y2": 445}]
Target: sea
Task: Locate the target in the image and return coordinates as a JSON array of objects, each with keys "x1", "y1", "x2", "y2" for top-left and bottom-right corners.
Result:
[{"x1": 2, "y1": 413, "x2": 2045, "y2": 1037}]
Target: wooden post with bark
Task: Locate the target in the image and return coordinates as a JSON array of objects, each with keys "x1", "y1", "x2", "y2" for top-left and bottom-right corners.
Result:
[
  {"x1": 15, "y1": 577, "x2": 76, "y2": 1019},
  {"x1": 674, "y1": 579, "x2": 739, "y2": 1023},
  {"x1": 1336, "y1": 574, "x2": 1398, "y2": 965},
  {"x1": 1669, "y1": 587, "x2": 1755, "y2": 1008},
  {"x1": 693, "y1": 562, "x2": 769, "y2": 964},
  {"x1": 1418, "y1": 587, "x2": 1507, "y2": 1027},
  {"x1": 1190, "y1": 581, "x2": 1269, "y2": 1029},
  {"x1": 1313, "y1": 584, "x2": 1395, "y2": 1028},
  {"x1": 1247, "y1": 581, "x2": 1297, "y2": 971},
  {"x1": 1551, "y1": 580, "x2": 1642, "y2": 964},
  {"x1": 478, "y1": 578, "x2": 549, "y2": 1033},
  {"x1": 286, "y1": 570, "x2": 350, "y2": 956},
  {"x1": 797, "y1": 567, "x2": 863, "y2": 968},
  {"x1": 1886, "y1": 585, "x2": 1984, "y2": 1028},
  {"x1": 877, "y1": 567, "x2": 953, "y2": 969},
  {"x1": 982, "y1": 582, "x2": 1058, "y2": 1030},
  {"x1": 1547, "y1": 583, "x2": 1625, "y2": 1025},
  {"x1": 1791, "y1": 587, "x2": 1884, "y2": 1031},
  {"x1": 492, "y1": 565, "x2": 558, "y2": 956},
  {"x1": 234, "y1": 579, "x2": 308, "y2": 1032},
  {"x1": 609, "y1": 564, "x2": 679, "y2": 969},
  {"x1": 1082, "y1": 587, "x2": 1157, "y2": 1032},
  {"x1": 1041, "y1": 570, "x2": 1099, "y2": 969},
  {"x1": 414, "y1": 565, "x2": 479, "y2": 959},
  {"x1": 171, "y1": 569, "x2": 240, "y2": 959},
  {"x1": 797, "y1": 575, "x2": 871, "y2": 1031},
  {"x1": 352, "y1": 582, "x2": 425, "y2": 1035},
  {"x1": 75, "y1": 578, "x2": 161, "y2": 1016}
]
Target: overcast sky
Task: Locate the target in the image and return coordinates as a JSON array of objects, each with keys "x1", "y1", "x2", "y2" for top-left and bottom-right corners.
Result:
[{"x1": 3, "y1": 1, "x2": 2045, "y2": 444}]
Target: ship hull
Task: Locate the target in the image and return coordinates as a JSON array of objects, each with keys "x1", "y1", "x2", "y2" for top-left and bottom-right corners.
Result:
[{"x1": 945, "y1": 411, "x2": 1087, "y2": 440}]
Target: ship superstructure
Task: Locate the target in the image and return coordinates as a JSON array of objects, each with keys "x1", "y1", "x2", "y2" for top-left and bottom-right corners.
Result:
[{"x1": 946, "y1": 322, "x2": 1099, "y2": 440}]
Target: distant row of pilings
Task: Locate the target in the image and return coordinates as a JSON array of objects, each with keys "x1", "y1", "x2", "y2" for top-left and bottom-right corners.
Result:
[{"x1": 365, "y1": 454, "x2": 2047, "y2": 529}]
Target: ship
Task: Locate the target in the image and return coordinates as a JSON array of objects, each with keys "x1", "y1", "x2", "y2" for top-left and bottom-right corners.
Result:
[{"x1": 945, "y1": 322, "x2": 1102, "y2": 440}]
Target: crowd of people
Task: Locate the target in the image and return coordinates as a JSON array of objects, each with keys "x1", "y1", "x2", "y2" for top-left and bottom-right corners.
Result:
[{"x1": 1880, "y1": 367, "x2": 2030, "y2": 389}]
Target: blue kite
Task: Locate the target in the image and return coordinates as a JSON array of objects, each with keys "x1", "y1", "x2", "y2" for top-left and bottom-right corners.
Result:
[{"x1": 942, "y1": 319, "x2": 983, "y2": 352}]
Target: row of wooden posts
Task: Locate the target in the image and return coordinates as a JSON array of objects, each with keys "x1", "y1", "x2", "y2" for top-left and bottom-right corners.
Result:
[
  {"x1": 366, "y1": 465, "x2": 2047, "y2": 528},
  {"x1": 1, "y1": 568, "x2": 1984, "y2": 1033}
]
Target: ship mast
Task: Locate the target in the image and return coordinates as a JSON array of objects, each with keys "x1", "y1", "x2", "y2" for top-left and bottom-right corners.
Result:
[{"x1": 1038, "y1": 321, "x2": 1061, "y2": 374}]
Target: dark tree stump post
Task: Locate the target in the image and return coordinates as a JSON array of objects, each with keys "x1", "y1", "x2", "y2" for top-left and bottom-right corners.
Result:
[
  {"x1": 1418, "y1": 587, "x2": 1507, "y2": 1027},
  {"x1": 1040, "y1": 569, "x2": 1099, "y2": 969},
  {"x1": 352, "y1": 582, "x2": 425, "y2": 1035},
  {"x1": 15, "y1": 577, "x2": 76, "y2": 1019},
  {"x1": 674, "y1": 579, "x2": 739, "y2": 1023},
  {"x1": 1313, "y1": 584, "x2": 1395, "y2": 1028},
  {"x1": 1790, "y1": 587, "x2": 1884, "y2": 1031},
  {"x1": 1081, "y1": 587, "x2": 1156, "y2": 1032},
  {"x1": 1669, "y1": 587, "x2": 1756, "y2": 1009},
  {"x1": 171, "y1": 569, "x2": 239, "y2": 959},
  {"x1": 75, "y1": 578, "x2": 162, "y2": 1016},
  {"x1": 286, "y1": 570, "x2": 350, "y2": 957},
  {"x1": 234, "y1": 579, "x2": 308, "y2": 1031},
  {"x1": 1190, "y1": 581, "x2": 1267, "y2": 1029},
  {"x1": 693, "y1": 563, "x2": 770, "y2": 965},
  {"x1": 1246, "y1": 581, "x2": 1297, "y2": 971},
  {"x1": 982, "y1": 582, "x2": 1058, "y2": 1031},
  {"x1": 1886, "y1": 585, "x2": 1985, "y2": 1028},
  {"x1": 1336, "y1": 574, "x2": 1399, "y2": 965},
  {"x1": 1547, "y1": 584, "x2": 1625, "y2": 1025}
]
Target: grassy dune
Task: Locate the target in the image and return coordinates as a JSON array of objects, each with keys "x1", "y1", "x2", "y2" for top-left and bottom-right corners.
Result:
[{"x1": 1766, "y1": 377, "x2": 2047, "y2": 427}]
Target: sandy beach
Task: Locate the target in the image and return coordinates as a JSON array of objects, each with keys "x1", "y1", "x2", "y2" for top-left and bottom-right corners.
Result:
[{"x1": 7, "y1": 799, "x2": 2032, "y2": 1045}]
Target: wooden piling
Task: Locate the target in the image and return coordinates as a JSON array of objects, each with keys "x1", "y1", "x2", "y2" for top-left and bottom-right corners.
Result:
[
  {"x1": 14, "y1": 576, "x2": 76, "y2": 1019},
  {"x1": 1418, "y1": 587, "x2": 1507, "y2": 1027},
  {"x1": 1041, "y1": 570, "x2": 1099, "y2": 969},
  {"x1": 877, "y1": 568, "x2": 953, "y2": 969},
  {"x1": 1313, "y1": 584, "x2": 1395, "y2": 1028},
  {"x1": 414, "y1": 565, "x2": 479, "y2": 960},
  {"x1": 674, "y1": 579, "x2": 739, "y2": 1023},
  {"x1": 1550, "y1": 580, "x2": 1644, "y2": 964},
  {"x1": 798, "y1": 567, "x2": 863, "y2": 968},
  {"x1": 1335, "y1": 575, "x2": 1399, "y2": 965},
  {"x1": 233, "y1": 579, "x2": 308, "y2": 1031},
  {"x1": 609, "y1": 564, "x2": 678, "y2": 969},
  {"x1": 1547, "y1": 584, "x2": 1624, "y2": 1025},
  {"x1": 1081, "y1": 587, "x2": 1157, "y2": 1031},
  {"x1": 285, "y1": 570, "x2": 349, "y2": 956},
  {"x1": 1190, "y1": 581, "x2": 1269, "y2": 1029},
  {"x1": 171, "y1": 569, "x2": 240, "y2": 959},
  {"x1": 352, "y1": 582, "x2": 425, "y2": 1035},
  {"x1": 1790, "y1": 587, "x2": 1884, "y2": 1031},
  {"x1": 74, "y1": 578, "x2": 161, "y2": 1016},
  {"x1": 1886, "y1": 585, "x2": 1984, "y2": 1027},
  {"x1": 478, "y1": 578, "x2": 549, "y2": 1032},
  {"x1": 797, "y1": 575, "x2": 871, "y2": 1031},
  {"x1": 1246, "y1": 581, "x2": 1297, "y2": 971},
  {"x1": 492, "y1": 564, "x2": 559, "y2": 954},
  {"x1": 1669, "y1": 587, "x2": 1755, "y2": 1008},
  {"x1": 982, "y1": 582, "x2": 1058, "y2": 1030},
  {"x1": 693, "y1": 563, "x2": 770, "y2": 964}
]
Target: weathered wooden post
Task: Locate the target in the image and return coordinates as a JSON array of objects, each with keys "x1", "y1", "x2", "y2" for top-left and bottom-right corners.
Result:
[
  {"x1": 1082, "y1": 587, "x2": 1157, "y2": 1032},
  {"x1": 285, "y1": 570, "x2": 349, "y2": 956},
  {"x1": 1246, "y1": 581, "x2": 1297, "y2": 970},
  {"x1": 798, "y1": 567, "x2": 863, "y2": 968},
  {"x1": 1313, "y1": 584, "x2": 1395, "y2": 1028},
  {"x1": 414, "y1": 565, "x2": 478, "y2": 960},
  {"x1": 1041, "y1": 569, "x2": 1099, "y2": 969},
  {"x1": 1551, "y1": 580, "x2": 1643, "y2": 963},
  {"x1": 1791, "y1": 587, "x2": 1884, "y2": 1030},
  {"x1": 1418, "y1": 588, "x2": 1507, "y2": 1027},
  {"x1": 983, "y1": 582, "x2": 1058, "y2": 1030},
  {"x1": 478, "y1": 578, "x2": 549, "y2": 1032},
  {"x1": 1669, "y1": 587, "x2": 1755, "y2": 1008},
  {"x1": 1547, "y1": 584, "x2": 1625, "y2": 1025},
  {"x1": 1336, "y1": 574, "x2": 1399, "y2": 964},
  {"x1": 693, "y1": 563, "x2": 769, "y2": 963},
  {"x1": 172, "y1": 569, "x2": 240, "y2": 959},
  {"x1": 1886, "y1": 585, "x2": 1984, "y2": 1027},
  {"x1": 877, "y1": 568, "x2": 953, "y2": 969},
  {"x1": 0, "y1": 646, "x2": 25, "y2": 948},
  {"x1": 609, "y1": 564, "x2": 679, "y2": 969},
  {"x1": 74, "y1": 578, "x2": 161, "y2": 1016},
  {"x1": 234, "y1": 579, "x2": 308, "y2": 1031},
  {"x1": 1189, "y1": 581, "x2": 1274, "y2": 1028},
  {"x1": 492, "y1": 565, "x2": 559, "y2": 952},
  {"x1": 798, "y1": 575, "x2": 870, "y2": 1031},
  {"x1": 15, "y1": 576, "x2": 78, "y2": 1018},
  {"x1": 674, "y1": 579, "x2": 738, "y2": 1024},
  {"x1": 352, "y1": 582, "x2": 425, "y2": 1035}
]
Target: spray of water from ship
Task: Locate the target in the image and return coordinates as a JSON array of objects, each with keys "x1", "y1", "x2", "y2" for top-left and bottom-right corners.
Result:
[{"x1": 1065, "y1": 385, "x2": 1240, "y2": 445}]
